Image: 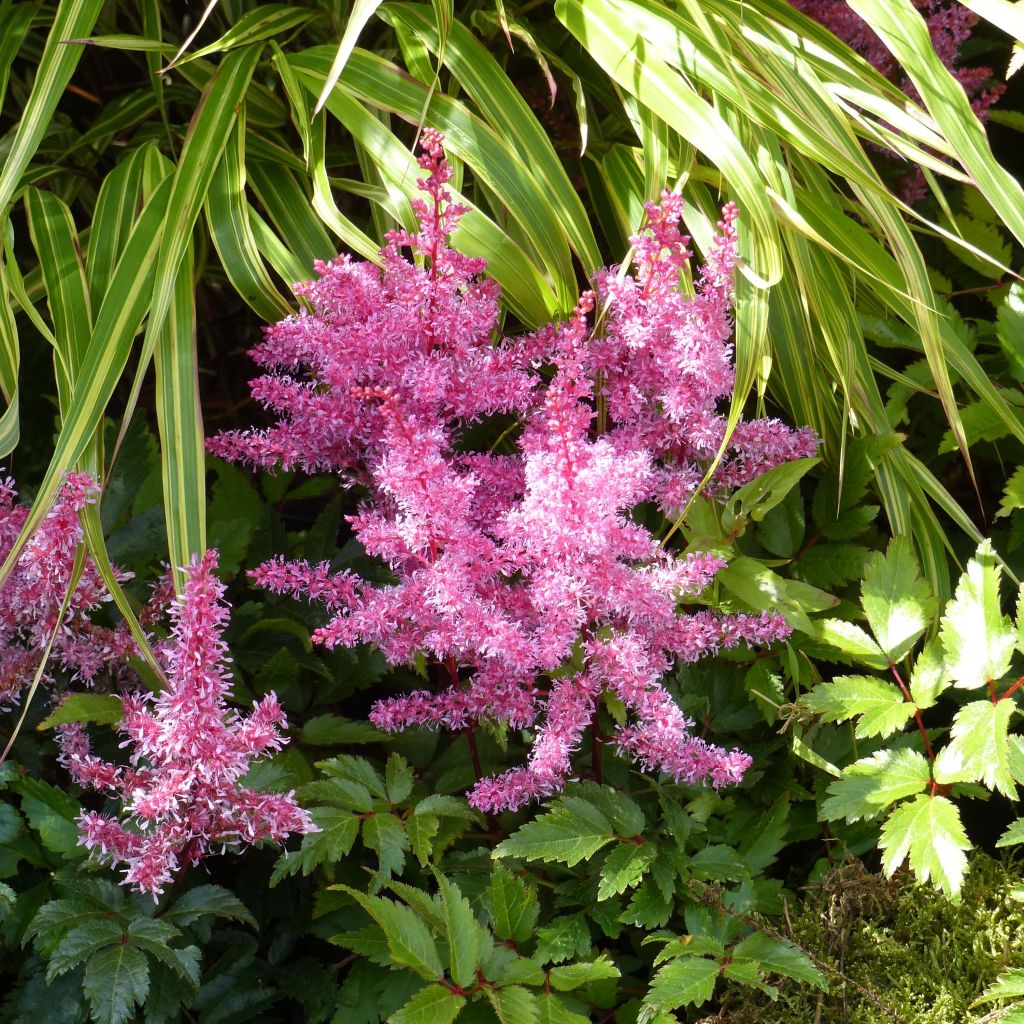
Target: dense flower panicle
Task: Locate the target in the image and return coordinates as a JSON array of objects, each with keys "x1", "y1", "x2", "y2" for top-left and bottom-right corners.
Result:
[
  {"x1": 0, "y1": 471, "x2": 134, "y2": 705},
  {"x1": 60, "y1": 552, "x2": 316, "y2": 896},
  {"x1": 213, "y1": 135, "x2": 817, "y2": 811}
]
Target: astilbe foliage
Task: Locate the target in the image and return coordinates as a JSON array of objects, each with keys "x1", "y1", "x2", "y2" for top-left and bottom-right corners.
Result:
[
  {"x1": 59, "y1": 552, "x2": 315, "y2": 895},
  {"x1": 211, "y1": 130, "x2": 817, "y2": 813},
  {"x1": 0, "y1": 469, "x2": 133, "y2": 706}
]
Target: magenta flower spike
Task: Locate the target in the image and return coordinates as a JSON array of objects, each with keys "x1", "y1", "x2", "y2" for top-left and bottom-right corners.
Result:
[
  {"x1": 61, "y1": 552, "x2": 315, "y2": 896},
  {"x1": 213, "y1": 131, "x2": 817, "y2": 813}
]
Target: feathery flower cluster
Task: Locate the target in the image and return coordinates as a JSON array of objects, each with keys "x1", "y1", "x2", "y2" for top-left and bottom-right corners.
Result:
[
  {"x1": 0, "y1": 470, "x2": 133, "y2": 706},
  {"x1": 60, "y1": 552, "x2": 315, "y2": 896},
  {"x1": 212, "y1": 130, "x2": 816, "y2": 812}
]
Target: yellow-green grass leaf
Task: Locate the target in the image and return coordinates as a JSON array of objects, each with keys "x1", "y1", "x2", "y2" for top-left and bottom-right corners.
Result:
[
  {"x1": 383, "y1": 4, "x2": 602, "y2": 272},
  {"x1": 86, "y1": 146, "x2": 151, "y2": 304},
  {"x1": 311, "y1": 0, "x2": 383, "y2": 115},
  {"x1": 290, "y1": 46, "x2": 579, "y2": 311},
  {"x1": 555, "y1": 0, "x2": 782, "y2": 288},
  {"x1": 25, "y1": 188, "x2": 92, "y2": 398},
  {"x1": 0, "y1": 243, "x2": 19, "y2": 456},
  {"x1": 958, "y1": 0, "x2": 1024, "y2": 42},
  {"x1": 205, "y1": 111, "x2": 292, "y2": 320},
  {"x1": 286, "y1": 59, "x2": 557, "y2": 324},
  {"x1": 247, "y1": 159, "x2": 336, "y2": 275},
  {"x1": 0, "y1": 174, "x2": 173, "y2": 589},
  {"x1": 0, "y1": 0, "x2": 104, "y2": 213},
  {"x1": 166, "y1": 4, "x2": 314, "y2": 69},
  {"x1": 0, "y1": 4, "x2": 36, "y2": 111},
  {"x1": 852, "y1": 0, "x2": 1024, "y2": 248},
  {"x1": 154, "y1": 241, "x2": 205, "y2": 591}
]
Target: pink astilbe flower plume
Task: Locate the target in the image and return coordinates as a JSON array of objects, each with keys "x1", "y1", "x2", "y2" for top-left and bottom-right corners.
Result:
[
  {"x1": 213, "y1": 132, "x2": 817, "y2": 812},
  {"x1": 0, "y1": 470, "x2": 134, "y2": 706},
  {"x1": 60, "y1": 552, "x2": 315, "y2": 896}
]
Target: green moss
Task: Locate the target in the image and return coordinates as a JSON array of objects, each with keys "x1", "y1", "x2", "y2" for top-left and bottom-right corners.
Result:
[{"x1": 719, "y1": 853, "x2": 1024, "y2": 1024}]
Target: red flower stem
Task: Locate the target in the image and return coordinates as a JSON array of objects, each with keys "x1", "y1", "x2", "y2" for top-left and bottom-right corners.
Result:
[
  {"x1": 890, "y1": 662, "x2": 934, "y2": 763},
  {"x1": 1001, "y1": 676, "x2": 1024, "y2": 702}
]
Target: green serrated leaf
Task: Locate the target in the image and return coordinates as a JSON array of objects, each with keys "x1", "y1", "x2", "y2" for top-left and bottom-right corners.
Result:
[
  {"x1": 488, "y1": 866, "x2": 539, "y2": 944},
  {"x1": 933, "y1": 699, "x2": 1019, "y2": 797},
  {"x1": 536, "y1": 992, "x2": 589, "y2": 1024},
  {"x1": 337, "y1": 887, "x2": 444, "y2": 980},
  {"x1": 494, "y1": 803, "x2": 614, "y2": 866},
  {"x1": 974, "y1": 968, "x2": 1024, "y2": 1006},
  {"x1": 879, "y1": 794, "x2": 970, "y2": 898},
  {"x1": 37, "y1": 693, "x2": 124, "y2": 731},
  {"x1": 435, "y1": 876, "x2": 478, "y2": 990},
  {"x1": 909, "y1": 640, "x2": 949, "y2": 709},
  {"x1": 816, "y1": 619, "x2": 888, "y2": 669},
  {"x1": 646, "y1": 956, "x2": 720, "y2": 1011},
  {"x1": 822, "y1": 748, "x2": 931, "y2": 823},
  {"x1": 363, "y1": 813, "x2": 409, "y2": 878},
  {"x1": 390, "y1": 983, "x2": 465, "y2": 1024},
  {"x1": 534, "y1": 915, "x2": 591, "y2": 965},
  {"x1": 997, "y1": 819, "x2": 1024, "y2": 848},
  {"x1": 385, "y1": 753, "x2": 414, "y2": 805},
  {"x1": 408, "y1": 814, "x2": 440, "y2": 867},
  {"x1": 47, "y1": 919, "x2": 125, "y2": 980},
  {"x1": 802, "y1": 675, "x2": 915, "y2": 739},
  {"x1": 162, "y1": 885, "x2": 256, "y2": 929},
  {"x1": 82, "y1": 943, "x2": 150, "y2": 1024},
  {"x1": 729, "y1": 933, "x2": 825, "y2": 989},
  {"x1": 485, "y1": 985, "x2": 538, "y2": 1024},
  {"x1": 940, "y1": 541, "x2": 1016, "y2": 689},
  {"x1": 548, "y1": 954, "x2": 621, "y2": 991},
  {"x1": 597, "y1": 843, "x2": 658, "y2": 901},
  {"x1": 861, "y1": 538, "x2": 935, "y2": 661},
  {"x1": 270, "y1": 807, "x2": 359, "y2": 883}
]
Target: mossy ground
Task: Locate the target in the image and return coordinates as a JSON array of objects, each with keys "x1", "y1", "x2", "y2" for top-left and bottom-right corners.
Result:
[{"x1": 714, "y1": 853, "x2": 1024, "y2": 1024}]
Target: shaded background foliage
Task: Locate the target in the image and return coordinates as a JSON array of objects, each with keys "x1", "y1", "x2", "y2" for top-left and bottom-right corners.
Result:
[{"x1": 2, "y1": 0, "x2": 1024, "y2": 1022}]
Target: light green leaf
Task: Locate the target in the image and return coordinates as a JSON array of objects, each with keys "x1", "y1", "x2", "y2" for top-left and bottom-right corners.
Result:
[
  {"x1": 312, "y1": 0, "x2": 384, "y2": 115},
  {"x1": 597, "y1": 843, "x2": 658, "y2": 901},
  {"x1": 385, "y1": 753, "x2": 414, "y2": 804},
  {"x1": 933, "y1": 699, "x2": 1018, "y2": 797},
  {"x1": 722, "y1": 458, "x2": 820, "y2": 531},
  {"x1": 815, "y1": 618, "x2": 888, "y2": 669},
  {"x1": 646, "y1": 956, "x2": 720, "y2": 1011},
  {"x1": 940, "y1": 541, "x2": 1016, "y2": 689},
  {"x1": 494, "y1": 803, "x2": 614, "y2": 866},
  {"x1": 270, "y1": 807, "x2": 359, "y2": 883},
  {"x1": 878, "y1": 794, "x2": 970, "y2": 898},
  {"x1": 802, "y1": 675, "x2": 915, "y2": 739},
  {"x1": 337, "y1": 887, "x2": 444, "y2": 980},
  {"x1": 407, "y1": 814, "x2": 440, "y2": 867},
  {"x1": 548, "y1": 955, "x2": 621, "y2": 991},
  {"x1": 974, "y1": 968, "x2": 1024, "y2": 1007},
  {"x1": 536, "y1": 993, "x2": 590, "y2": 1024},
  {"x1": 996, "y1": 819, "x2": 1024, "y2": 849},
  {"x1": 729, "y1": 933, "x2": 825, "y2": 989},
  {"x1": 909, "y1": 640, "x2": 949, "y2": 709},
  {"x1": 861, "y1": 538, "x2": 935, "y2": 661},
  {"x1": 821, "y1": 748, "x2": 931, "y2": 823},
  {"x1": 390, "y1": 984, "x2": 465, "y2": 1024},
  {"x1": 998, "y1": 465, "x2": 1024, "y2": 519},
  {"x1": 36, "y1": 693, "x2": 123, "y2": 730},
  {"x1": 485, "y1": 985, "x2": 538, "y2": 1024},
  {"x1": 82, "y1": 943, "x2": 150, "y2": 1024},
  {"x1": 47, "y1": 918, "x2": 125, "y2": 980}
]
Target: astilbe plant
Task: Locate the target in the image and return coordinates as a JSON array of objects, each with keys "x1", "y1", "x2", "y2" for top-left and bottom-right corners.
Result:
[
  {"x1": 58, "y1": 552, "x2": 316, "y2": 896},
  {"x1": 210, "y1": 130, "x2": 817, "y2": 813},
  {"x1": 0, "y1": 469, "x2": 134, "y2": 707}
]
